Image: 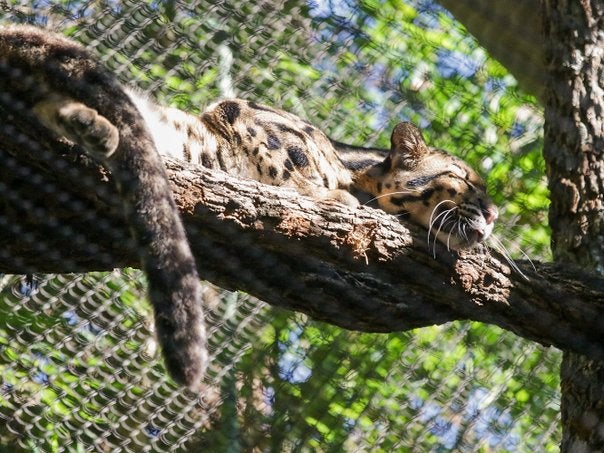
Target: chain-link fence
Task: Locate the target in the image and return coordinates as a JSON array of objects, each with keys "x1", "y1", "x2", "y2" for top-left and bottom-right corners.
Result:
[{"x1": 0, "y1": 1, "x2": 559, "y2": 451}]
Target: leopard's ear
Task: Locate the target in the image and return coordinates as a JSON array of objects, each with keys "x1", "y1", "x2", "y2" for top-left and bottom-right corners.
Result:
[{"x1": 386, "y1": 122, "x2": 428, "y2": 170}]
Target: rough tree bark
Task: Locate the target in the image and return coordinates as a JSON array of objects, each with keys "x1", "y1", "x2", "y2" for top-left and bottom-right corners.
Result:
[
  {"x1": 543, "y1": 1, "x2": 604, "y2": 450},
  {"x1": 1, "y1": 124, "x2": 604, "y2": 362}
]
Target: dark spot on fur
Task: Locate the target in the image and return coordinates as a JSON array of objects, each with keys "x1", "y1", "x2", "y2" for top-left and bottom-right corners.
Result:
[
  {"x1": 247, "y1": 127, "x2": 257, "y2": 137},
  {"x1": 277, "y1": 123, "x2": 307, "y2": 141},
  {"x1": 183, "y1": 143, "x2": 191, "y2": 162},
  {"x1": 267, "y1": 135, "x2": 281, "y2": 150},
  {"x1": 343, "y1": 159, "x2": 379, "y2": 171},
  {"x1": 390, "y1": 196, "x2": 406, "y2": 206},
  {"x1": 385, "y1": 183, "x2": 392, "y2": 189},
  {"x1": 283, "y1": 169, "x2": 291, "y2": 180},
  {"x1": 248, "y1": 101, "x2": 275, "y2": 113},
  {"x1": 303, "y1": 125, "x2": 315, "y2": 135},
  {"x1": 407, "y1": 172, "x2": 451, "y2": 188},
  {"x1": 406, "y1": 175, "x2": 432, "y2": 188},
  {"x1": 285, "y1": 159, "x2": 294, "y2": 171},
  {"x1": 252, "y1": 146, "x2": 260, "y2": 156},
  {"x1": 376, "y1": 182, "x2": 383, "y2": 193},
  {"x1": 421, "y1": 188, "x2": 437, "y2": 206},
  {"x1": 448, "y1": 188, "x2": 457, "y2": 196},
  {"x1": 269, "y1": 166, "x2": 278, "y2": 179},
  {"x1": 323, "y1": 176, "x2": 330, "y2": 187},
  {"x1": 233, "y1": 131, "x2": 242, "y2": 145},
  {"x1": 381, "y1": 155, "x2": 393, "y2": 172},
  {"x1": 256, "y1": 163, "x2": 263, "y2": 175},
  {"x1": 201, "y1": 153, "x2": 213, "y2": 168},
  {"x1": 221, "y1": 101, "x2": 241, "y2": 124},
  {"x1": 421, "y1": 188, "x2": 436, "y2": 199},
  {"x1": 287, "y1": 146, "x2": 309, "y2": 167},
  {"x1": 390, "y1": 187, "x2": 436, "y2": 207},
  {"x1": 216, "y1": 147, "x2": 227, "y2": 170}
]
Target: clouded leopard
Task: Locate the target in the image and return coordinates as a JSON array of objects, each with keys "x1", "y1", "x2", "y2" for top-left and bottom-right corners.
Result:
[
  {"x1": 135, "y1": 95, "x2": 498, "y2": 250},
  {"x1": 0, "y1": 25, "x2": 497, "y2": 389}
]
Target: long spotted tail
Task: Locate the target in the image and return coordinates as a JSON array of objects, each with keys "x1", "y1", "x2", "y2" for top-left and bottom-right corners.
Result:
[{"x1": 0, "y1": 25, "x2": 207, "y2": 389}]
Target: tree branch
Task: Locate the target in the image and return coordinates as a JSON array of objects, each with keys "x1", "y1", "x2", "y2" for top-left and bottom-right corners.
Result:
[{"x1": 1, "y1": 136, "x2": 603, "y2": 362}]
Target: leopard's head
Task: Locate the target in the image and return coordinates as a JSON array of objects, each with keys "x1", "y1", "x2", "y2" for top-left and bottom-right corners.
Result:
[{"x1": 356, "y1": 122, "x2": 498, "y2": 250}]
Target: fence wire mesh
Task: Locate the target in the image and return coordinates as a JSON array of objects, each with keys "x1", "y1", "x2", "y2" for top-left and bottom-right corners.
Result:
[{"x1": 0, "y1": 1, "x2": 560, "y2": 452}]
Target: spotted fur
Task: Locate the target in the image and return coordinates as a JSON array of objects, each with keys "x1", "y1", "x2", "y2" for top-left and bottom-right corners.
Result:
[
  {"x1": 132, "y1": 94, "x2": 358, "y2": 206},
  {"x1": 135, "y1": 96, "x2": 497, "y2": 250}
]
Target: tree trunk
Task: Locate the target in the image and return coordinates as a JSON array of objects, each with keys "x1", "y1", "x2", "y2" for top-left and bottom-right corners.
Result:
[{"x1": 542, "y1": 0, "x2": 604, "y2": 450}]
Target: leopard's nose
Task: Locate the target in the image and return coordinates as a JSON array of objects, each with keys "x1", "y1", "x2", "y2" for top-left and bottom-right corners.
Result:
[{"x1": 482, "y1": 206, "x2": 498, "y2": 225}]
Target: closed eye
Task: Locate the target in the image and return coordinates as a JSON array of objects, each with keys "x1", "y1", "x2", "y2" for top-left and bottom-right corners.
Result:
[{"x1": 406, "y1": 171, "x2": 450, "y2": 188}]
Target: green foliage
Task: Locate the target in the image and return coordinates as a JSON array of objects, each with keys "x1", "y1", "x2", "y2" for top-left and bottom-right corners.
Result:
[
  {"x1": 0, "y1": 272, "x2": 155, "y2": 450},
  {"x1": 224, "y1": 313, "x2": 560, "y2": 451}
]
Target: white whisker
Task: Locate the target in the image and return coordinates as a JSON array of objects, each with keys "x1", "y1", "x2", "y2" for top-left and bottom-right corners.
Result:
[
  {"x1": 446, "y1": 225, "x2": 454, "y2": 251},
  {"x1": 516, "y1": 245, "x2": 537, "y2": 272},
  {"x1": 428, "y1": 202, "x2": 457, "y2": 257},
  {"x1": 427, "y1": 199, "x2": 458, "y2": 252},
  {"x1": 432, "y1": 207, "x2": 453, "y2": 233},
  {"x1": 488, "y1": 235, "x2": 530, "y2": 280},
  {"x1": 431, "y1": 211, "x2": 446, "y2": 257},
  {"x1": 433, "y1": 208, "x2": 456, "y2": 257}
]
